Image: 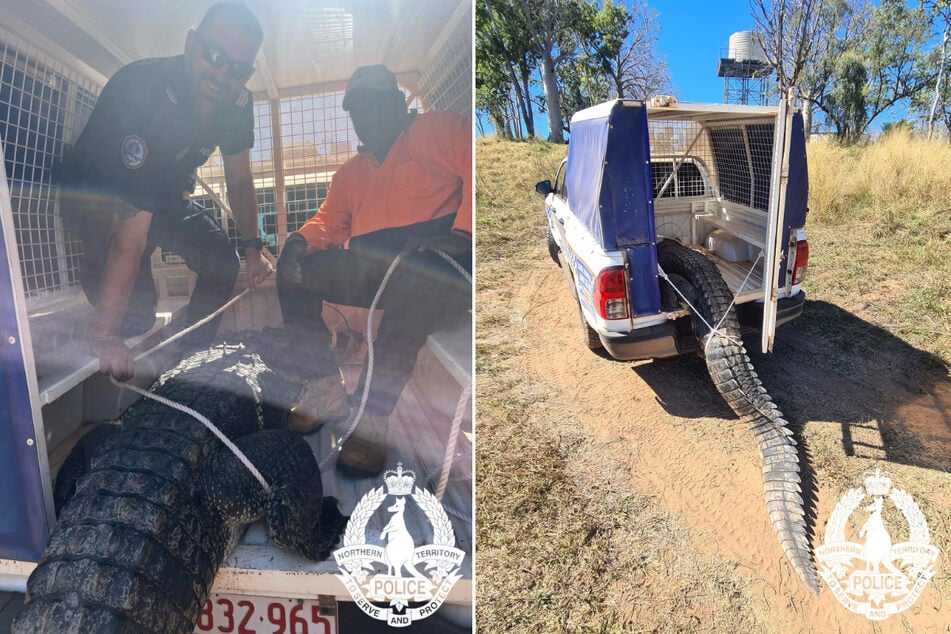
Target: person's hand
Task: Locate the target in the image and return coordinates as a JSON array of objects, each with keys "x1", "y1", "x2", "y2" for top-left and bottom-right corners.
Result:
[
  {"x1": 244, "y1": 248, "x2": 274, "y2": 288},
  {"x1": 403, "y1": 233, "x2": 471, "y2": 257},
  {"x1": 277, "y1": 236, "x2": 310, "y2": 285},
  {"x1": 93, "y1": 336, "x2": 134, "y2": 382}
]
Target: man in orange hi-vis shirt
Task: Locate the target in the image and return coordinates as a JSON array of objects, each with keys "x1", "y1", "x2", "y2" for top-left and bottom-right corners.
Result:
[{"x1": 276, "y1": 65, "x2": 472, "y2": 478}]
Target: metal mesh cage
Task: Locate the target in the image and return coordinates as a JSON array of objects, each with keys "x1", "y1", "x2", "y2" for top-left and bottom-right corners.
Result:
[
  {"x1": 279, "y1": 91, "x2": 354, "y2": 237},
  {"x1": 2, "y1": 20, "x2": 472, "y2": 304},
  {"x1": 194, "y1": 90, "x2": 359, "y2": 251},
  {"x1": 0, "y1": 28, "x2": 99, "y2": 306},
  {"x1": 417, "y1": 16, "x2": 471, "y2": 114},
  {"x1": 650, "y1": 161, "x2": 709, "y2": 199},
  {"x1": 648, "y1": 117, "x2": 775, "y2": 212}
]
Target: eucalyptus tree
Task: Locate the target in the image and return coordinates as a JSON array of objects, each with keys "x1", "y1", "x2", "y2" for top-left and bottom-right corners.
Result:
[{"x1": 477, "y1": 0, "x2": 538, "y2": 138}]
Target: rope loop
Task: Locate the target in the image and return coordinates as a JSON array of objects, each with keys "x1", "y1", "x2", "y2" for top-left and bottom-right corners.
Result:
[
  {"x1": 657, "y1": 248, "x2": 765, "y2": 352},
  {"x1": 109, "y1": 376, "x2": 271, "y2": 493},
  {"x1": 319, "y1": 246, "x2": 472, "y2": 474}
]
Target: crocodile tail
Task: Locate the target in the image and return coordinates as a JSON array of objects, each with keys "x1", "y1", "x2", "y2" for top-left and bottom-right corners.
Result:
[{"x1": 656, "y1": 240, "x2": 820, "y2": 596}]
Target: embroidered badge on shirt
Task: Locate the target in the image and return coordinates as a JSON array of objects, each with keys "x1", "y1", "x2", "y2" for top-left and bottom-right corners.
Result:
[{"x1": 121, "y1": 135, "x2": 148, "y2": 169}]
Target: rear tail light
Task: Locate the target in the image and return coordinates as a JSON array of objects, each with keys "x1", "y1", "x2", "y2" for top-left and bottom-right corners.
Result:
[
  {"x1": 791, "y1": 239, "x2": 809, "y2": 285},
  {"x1": 594, "y1": 267, "x2": 629, "y2": 319}
]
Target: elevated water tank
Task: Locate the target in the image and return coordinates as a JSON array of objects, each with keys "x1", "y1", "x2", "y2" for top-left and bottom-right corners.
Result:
[{"x1": 727, "y1": 31, "x2": 766, "y2": 62}]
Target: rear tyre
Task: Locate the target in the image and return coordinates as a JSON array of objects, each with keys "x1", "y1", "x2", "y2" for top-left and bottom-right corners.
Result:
[
  {"x1": 546, "y1": 225, "x2": 561, "y2": 266},
  {"x1": 578, "y1": 301, "x2": 603, "y2": 350}
]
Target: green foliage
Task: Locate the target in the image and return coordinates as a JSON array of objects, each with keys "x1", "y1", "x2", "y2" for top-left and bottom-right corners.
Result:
[
  {"x1": 803, "y1": 0, "x2": 933, "y2": 141},
  {"x1": 861, "y1": 0, "x2": 933, "y2": 127},
  {"x1": 477, "y1": 0, "x2": 538, "y2": 138},
  {"x1": 757, "y1": 0, "x2": 942, "y2": 143},
  {"x1": 584, "y1": 0, "x2": 670, "y2": 101},
  {"x1": 825, "y1": 52, "x2": 868, "y2": 143},
  {"x1": 910, "y1": 0, "x2": 951, "y2": 137},
  {"x1": 881, "y1": 118, "x2": 916, "y2": 135},
  {"x1": 476, "y1": 0, "x2": 667, "y2": 140}
]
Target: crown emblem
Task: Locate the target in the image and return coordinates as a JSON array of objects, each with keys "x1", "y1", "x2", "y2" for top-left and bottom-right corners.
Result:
[
  {"x1": 384, "y1": 463, "x2": 416, "y2": 496},
  {"x1": 863, "y1": 468, "x2": 892, "y2": 497}
]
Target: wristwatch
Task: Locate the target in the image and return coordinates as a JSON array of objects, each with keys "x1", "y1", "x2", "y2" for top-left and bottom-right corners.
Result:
[{"x1": 240, "y1": 237, "x2": 265, "y2": 251}]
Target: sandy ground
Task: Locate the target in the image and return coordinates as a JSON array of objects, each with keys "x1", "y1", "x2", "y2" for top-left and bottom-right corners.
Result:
[{"x1": 513, "y1": 263, "x2": 951, "y2": 633}]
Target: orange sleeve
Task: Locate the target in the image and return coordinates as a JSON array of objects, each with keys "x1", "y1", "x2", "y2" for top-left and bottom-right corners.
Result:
[
  {"x1": 294, "y1": 165, "x2": 353, "y2": 250},
  {"x1": 446, "y1": 114, "x2": 472, "y2": 238}
]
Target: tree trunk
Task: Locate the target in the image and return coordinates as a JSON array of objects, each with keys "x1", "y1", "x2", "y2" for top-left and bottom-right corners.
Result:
[
  {"x1": 801, "y1": 97, "x2": 813, "y2": 141},
  {"x1": 928, "y1": 26, "x2": 949, "y2": 141},
  {"x1": 540, "y1": 54, "x2": 564, "y2": 142},
  {"x1": 483, "y1": 0, "x2": 533, "y2": 139},
  {"x1": 518, "y1": 71, "x2": 535, "y2": 137},
  {"x1": 512, "y1": 100, "x2": 522, "y2": 139}
]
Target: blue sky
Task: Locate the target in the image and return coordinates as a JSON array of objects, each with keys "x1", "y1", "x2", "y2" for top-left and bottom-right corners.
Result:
[
  {"x1": 478, "y1": 0, "x2": 766, "y2": 136},
  {"x1": 478, "y1": 0, "x2": 926, "y2": 137},
  {"x1": 651, "y1": 0, "x2": 758, "y2": 102}
]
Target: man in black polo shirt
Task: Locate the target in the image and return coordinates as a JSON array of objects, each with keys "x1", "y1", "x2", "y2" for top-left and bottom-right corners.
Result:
[{"x1": 59, "y1": 2, "x2": 271, "y2": 381}]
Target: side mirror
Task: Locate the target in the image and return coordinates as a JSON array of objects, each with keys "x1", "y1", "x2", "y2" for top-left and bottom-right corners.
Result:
[{"x1": 535, "y1": 180, "x2": 553, "y2": 196}]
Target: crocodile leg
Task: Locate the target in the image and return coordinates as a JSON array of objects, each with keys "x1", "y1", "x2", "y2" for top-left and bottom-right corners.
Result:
[{"x1": 656, "y1": 240, "x2": 820, "y2": 596}]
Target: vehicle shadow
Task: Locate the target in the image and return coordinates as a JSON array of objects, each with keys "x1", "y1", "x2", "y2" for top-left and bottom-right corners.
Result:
[{"x1": 633, "y1": 299, "x2": 951, "y2": 475}]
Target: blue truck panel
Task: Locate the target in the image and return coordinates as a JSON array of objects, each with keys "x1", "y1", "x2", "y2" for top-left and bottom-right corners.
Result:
[
  {"x1": 566, "y1": 116, "x2": 610, "y2": 247},
  {"x1": 779, "y1": 113, "x2": 809, "y2": 288},
  {"x1": 567, "y1": 102, "x2": 655, "y2": 250},
  {"x1": 567, "y1": 101, "x2": 660, "y2": 316},
  {"x1": 0, "y1": 222, "x2": 49, "y2": 562},
  {"x1": 625, "y1": 244, "x2": 661, "y2": 316},
  {"x1": 601, "y1": 105, "x2": 655, "y2": 249}
]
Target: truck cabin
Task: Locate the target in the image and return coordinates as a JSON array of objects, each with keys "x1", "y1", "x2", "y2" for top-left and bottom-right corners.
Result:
[{"x1": 0, "y1": 0, "x2": 473, "y2": 627}]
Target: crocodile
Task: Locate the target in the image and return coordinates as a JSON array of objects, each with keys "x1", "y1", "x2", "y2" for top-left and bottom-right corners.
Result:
[
  {"x1": 13, "y1": 334, "x2": 347, "y2": 633},
  {"x1": 657, "y1": 240, "x2": 820, "y2": 595}
]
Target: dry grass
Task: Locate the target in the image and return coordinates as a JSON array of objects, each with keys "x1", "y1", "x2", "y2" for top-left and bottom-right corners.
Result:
[
  {"x1": 809, "y1": 132, "x2": 951, "y2": 225},
  {"x1": 806, "y1": 133, "x2": 951, "y2": 365}
]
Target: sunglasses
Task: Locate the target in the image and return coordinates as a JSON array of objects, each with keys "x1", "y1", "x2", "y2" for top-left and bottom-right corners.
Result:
[{"x1": 197, "y1": 39, "x2": 255, "y2": 81}]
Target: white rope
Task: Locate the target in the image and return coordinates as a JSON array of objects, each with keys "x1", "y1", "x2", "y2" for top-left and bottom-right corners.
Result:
[
  {"x1": 435, "y1": 383, "x2": 471, "y2": 502},
  {"x1": 133, "y1": 288, "x2": 250, "y2": 362},
  {"x1": 658, "y1": 249, "x2": 792, "y2": 430},
  {"x1": 112, "y1": 286, "x2": 272, "y2": 492},
  {"x1": 320, "y1": 246, "x2": 473, "y2": 471},
  {"x1": 657, "y1": 248, "x2": 765, "y2": 351},
  {"x1": 657, "y1": 266, "x2": 740, "y2": 346},
  {"x1": 706, "y1": 249, "x2": 764, "y2": 349},
  {"x1": 109, "y1": 376, "x2": 271, "y2": 493},
  {"x1": 108, "y1": 246, "x2": 474, "y2": 497}
]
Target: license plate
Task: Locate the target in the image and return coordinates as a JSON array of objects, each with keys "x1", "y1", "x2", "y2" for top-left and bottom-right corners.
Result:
[{"x1": 194, "y1": 593, "x2": 336, "y2": 634}]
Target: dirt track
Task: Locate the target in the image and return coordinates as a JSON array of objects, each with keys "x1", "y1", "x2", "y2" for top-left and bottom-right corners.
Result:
[{"x1": 513, "y1": 262, "x2": 951, "y2": 632}]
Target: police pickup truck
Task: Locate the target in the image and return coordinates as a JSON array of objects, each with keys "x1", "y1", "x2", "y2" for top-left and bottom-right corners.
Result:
[{"x1": 536, "y1": 98, "x2": 809, "y2": 359}]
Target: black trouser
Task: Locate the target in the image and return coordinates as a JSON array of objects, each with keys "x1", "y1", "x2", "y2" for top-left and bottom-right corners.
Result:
[
  {"x1": 277, "y1": 231, "x2": 471, "y2": 417},
  {"x1": 61, "y1": 193, "x2": 239, "y2": 347}
]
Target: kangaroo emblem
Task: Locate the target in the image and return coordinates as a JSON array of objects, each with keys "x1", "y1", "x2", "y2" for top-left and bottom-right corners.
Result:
[
  {"x1": 859, "y1": 496, "x2": 901, "y2": 574},
  {"x1": 381, "y1": 497, "x2": 425, "y2": 578}
]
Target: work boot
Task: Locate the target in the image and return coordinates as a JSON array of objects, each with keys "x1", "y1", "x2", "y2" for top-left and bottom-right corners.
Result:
[
  {"x1": 335, "y1": 413, "x2": 388, "y2": 478},
  {"x1": 289, "y1": 373, "x2": 350, "y2": 434}
]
